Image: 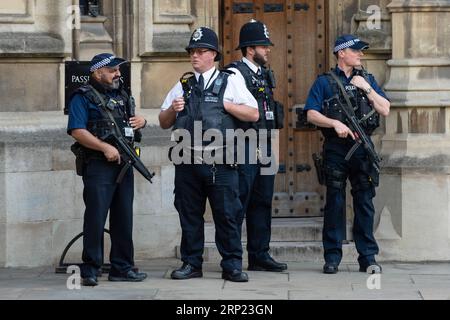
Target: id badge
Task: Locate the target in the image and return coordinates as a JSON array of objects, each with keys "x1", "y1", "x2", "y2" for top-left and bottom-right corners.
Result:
[
  {"x1": 265, "y1": 111, "x2": 275, "y2": 120},
  {"x1": 124, "y1": 127, "x2": 134, "y2": 138}
]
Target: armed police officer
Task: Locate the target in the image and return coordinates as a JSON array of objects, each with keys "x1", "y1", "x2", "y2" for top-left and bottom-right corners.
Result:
[
  {"x1": 67, "y1": 53, "x2": 148, "y2": 286},
  {"x1": 304, "y1": 35, "x2": 390, "y2": 274},
  {"x1": 227, "y1": 20, "x2": 287, "y2": 272},
  {"x1": 159, "y1": 27, "x2": 259, "y2": 282}
]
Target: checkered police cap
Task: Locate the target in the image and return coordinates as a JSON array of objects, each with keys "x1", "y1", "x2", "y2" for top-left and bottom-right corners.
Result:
[
  {"x1": 89, "y1": 53, "x2": 126, "y2": 73},
  {"x1": 333, "y1": 35, "x2": 369, "y2": 53}
]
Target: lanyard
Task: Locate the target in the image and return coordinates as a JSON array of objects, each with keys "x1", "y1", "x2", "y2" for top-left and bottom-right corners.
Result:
[{"x1": 203, "y1": 69, "x2": 218, "y2": 90}]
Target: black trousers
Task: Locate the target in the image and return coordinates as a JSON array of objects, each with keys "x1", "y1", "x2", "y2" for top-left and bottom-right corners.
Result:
[
  {"x1": 322, "y1": 139, "x2": 379, "y2": 267},
  {"x1": 174, "y1": 163, "x2": 243, "y2": 272},
  {"x1": 81, "y1": 159, "x2": 134, "y2": 278},
  {"x1": 238, "y1": 162, "x2": 275, "y2": 263}
]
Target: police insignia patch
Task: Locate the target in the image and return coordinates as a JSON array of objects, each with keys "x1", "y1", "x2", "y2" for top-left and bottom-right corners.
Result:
[
  {"x1": 263, "y1": 24, "x2": 270, "y2": 39},
  {"x1": 192, "y1": 28, "x2": 203, "y2": 41}
]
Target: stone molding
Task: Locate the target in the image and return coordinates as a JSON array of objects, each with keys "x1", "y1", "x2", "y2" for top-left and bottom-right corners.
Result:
[
  {"x1": 0, "y1": 0, "x2": 35, "y2": 24},
  {"x1": 138, "y1": 0, "x2": 194, "y2": 56}
]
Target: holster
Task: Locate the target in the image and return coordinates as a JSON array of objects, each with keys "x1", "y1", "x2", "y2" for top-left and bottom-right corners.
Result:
[
  {"x1": 71, "y1": 142, "x2": 86, "y2": 176},
  {"x1": 312, "y1": 152, "x2": 325, "y2": 185}
]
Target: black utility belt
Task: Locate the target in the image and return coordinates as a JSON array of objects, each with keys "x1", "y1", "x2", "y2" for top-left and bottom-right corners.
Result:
[{"x1": 175, "y1": 163, "x2": 238, "y2": 169}]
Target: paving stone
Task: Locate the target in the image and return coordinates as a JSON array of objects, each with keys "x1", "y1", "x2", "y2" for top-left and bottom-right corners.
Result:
[
  {"x1": 418, "y1": 288, "x2": 450, "y2": 300},
  {"x1": 0, "y1": 260, "x2": 449, "y2": 300}
]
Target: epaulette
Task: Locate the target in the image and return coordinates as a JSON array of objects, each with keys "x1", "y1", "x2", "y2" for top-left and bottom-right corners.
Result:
[
  {"x1": 77, "y1": 84, "x2": 92, "y2": 93},
  {"x1": 224, "y1": 61, "x2": 239, "y2": 69},
  {"x1": 220, "y1": 69, "x2": 235, "y2": 75}
]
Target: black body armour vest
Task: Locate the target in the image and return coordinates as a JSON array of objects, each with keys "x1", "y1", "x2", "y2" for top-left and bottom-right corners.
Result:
[
  {"x1": 73, "y1": 84, "x2": 137, "y2": 147},
  {"x1": 174, "y1": 70, "x2": 236, "y2": 136},
  {"x1": 321, "y1": 69, "x2": 380, "y2": 139},
  {"x1": 227, "y1": 61, "x2": 281, "y2": 130}
]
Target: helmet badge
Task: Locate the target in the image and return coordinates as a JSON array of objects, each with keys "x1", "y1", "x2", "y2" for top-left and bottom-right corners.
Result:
[
  {"x1": 263, "y1": 24, "x2": 270, "y2": 39},
  {"x1": 192, "y1": 28, "x2": 203, "y2": 42}
]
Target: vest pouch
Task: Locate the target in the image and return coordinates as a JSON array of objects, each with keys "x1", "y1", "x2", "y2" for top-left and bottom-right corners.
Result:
[
  {"x1": 174, "y1": 114, "x2": 195, "y2": 133},
  {"x1": 359, "y1": 95, "x2": 380, "y2": 133},
  {"x1": 87, "y1": 119, "x2": 112, "y2": 139},
  {"x1": 323, "y1": 97, "x2": 346, "y2": 124},
  {"x1": 201, "y1": 93, "x2": 224, "y2": 131},
  {"x1": 202, "y1": 115, "x2": 221, "y2": 131}
]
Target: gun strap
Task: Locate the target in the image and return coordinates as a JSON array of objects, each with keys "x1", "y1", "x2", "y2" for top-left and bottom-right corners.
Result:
[
  {"x1": 90, "y1": 86, "x2": 124, "y2": 138},
  {"x1": 328, "y1": 71, "x2": 356, "y2": 117},
  {"x1": 360, "y1": 109, "x2": 376, "y2": 122},
  {"x1": 328, "y1": 71, "x2": 362, "y2": 160}
]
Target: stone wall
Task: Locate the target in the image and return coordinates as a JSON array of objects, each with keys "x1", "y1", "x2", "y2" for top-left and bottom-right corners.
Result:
[{"x1": 0, "y1": 111, "x2": 180, "y2": 267}]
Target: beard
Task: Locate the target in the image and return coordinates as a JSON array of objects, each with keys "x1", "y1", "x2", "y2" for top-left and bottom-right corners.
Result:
[
  {"x1": 102, "y1": 77, "x2": 120, "y2": 90},
  {"x1": 253, "y1": 51, "x2": 267, "y2": 67},
  {"x1": 111, "y1": 78, "x2": 120, "y2": 89},
  {"x1": 99, "y1": 71, "x2": 121, "y2": 90}
]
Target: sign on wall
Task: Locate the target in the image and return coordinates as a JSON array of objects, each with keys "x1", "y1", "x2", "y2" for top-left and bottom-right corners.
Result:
[{"x1": 64, "y1": 61, "x2": 131, "y2": 115}]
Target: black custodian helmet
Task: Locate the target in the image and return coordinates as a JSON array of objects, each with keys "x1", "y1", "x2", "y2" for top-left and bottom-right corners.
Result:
[
  {"x1": 236, "y1": 20, "x2": 274, "y2": 50},
  {"x1": 185, "y1": 27, "x2": 222, "y2": 61}
]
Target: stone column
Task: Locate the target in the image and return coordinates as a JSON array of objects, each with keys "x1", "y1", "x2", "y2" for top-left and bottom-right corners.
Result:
[
  {"x1": 376, "y1": 0, "x2": 450, "y2": 260},
  {"x1": 78, "y1": 0, "x2": 114, "y2": 60}
]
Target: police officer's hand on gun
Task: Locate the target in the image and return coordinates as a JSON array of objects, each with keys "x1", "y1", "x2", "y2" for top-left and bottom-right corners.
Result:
[
  {"x1": 171, "y1": 97, "x2": 185, "y2": 113},
  {"x1": 333, "y1": 120, "x2": 356, "y2": 140},
  {"x1": 102, "y1": 143, "x2": 121, "y2": 164}
]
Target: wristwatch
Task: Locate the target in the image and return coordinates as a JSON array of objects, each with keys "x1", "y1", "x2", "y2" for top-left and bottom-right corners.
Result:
[{"x1": 364, "y1": 87, "x2": 372, "y2": 95}]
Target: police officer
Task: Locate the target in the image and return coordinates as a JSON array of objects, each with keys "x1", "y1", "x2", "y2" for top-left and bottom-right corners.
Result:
[
  {"x1": 304, "y1": 35, "x2": 390, "y2": 274},
  {"x1": 227, "y1": 20, "x2": 287, "y2": 272},
  {"x1": 159, "y1": 27, "x2": 259, "y2": 282},
  {"x1": 67, "y1": 53, "x2": 148, "y2": 286}
]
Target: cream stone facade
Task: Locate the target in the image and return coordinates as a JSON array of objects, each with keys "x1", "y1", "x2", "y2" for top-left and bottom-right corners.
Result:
[{"x1": 0, "y1": 0, "x2": 449, "y2": 267}]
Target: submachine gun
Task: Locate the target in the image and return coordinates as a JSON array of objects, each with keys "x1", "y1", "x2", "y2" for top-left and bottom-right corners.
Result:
[
  {"x1": 104, "y1": 95, "x2": 155, "y2": 184},
  {"x1": 103, "y1": 131, "x2": 155, "y2": 184}
]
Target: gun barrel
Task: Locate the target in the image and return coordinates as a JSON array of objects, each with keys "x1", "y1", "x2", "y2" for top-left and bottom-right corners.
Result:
[
  {"x1": 109, "y1": 134, "x2": 155, "y2": 183},
  {"x1": 338, "y1": 101, "x2": 381, "y2": 170}
]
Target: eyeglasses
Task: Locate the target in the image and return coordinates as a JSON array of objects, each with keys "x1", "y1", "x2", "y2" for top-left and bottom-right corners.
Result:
[{"x1": 188, "y1": 48, "x2": 212, "y2": 56}]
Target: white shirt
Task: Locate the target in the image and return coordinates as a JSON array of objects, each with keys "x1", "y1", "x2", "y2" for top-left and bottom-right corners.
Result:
[{"x1": 160, "y1": 66, "x2": 258, "y2": 111}]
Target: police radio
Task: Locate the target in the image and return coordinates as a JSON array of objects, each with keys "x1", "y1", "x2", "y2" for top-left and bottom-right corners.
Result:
[
  {"x1": 180, "y1": 72, "x2": 194, "y2": 102},
  {"x1": 128, "y1": 96, "x2": 143, "y2": 144}
]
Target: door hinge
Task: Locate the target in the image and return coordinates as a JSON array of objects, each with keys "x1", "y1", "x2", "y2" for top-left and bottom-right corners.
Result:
[
  {"x1": 294, "y1": 3, "x2": 310, "y2": 11},
  {"x1": 264, "y1": 3, "x2": 284, "y2": 12},
  {"x1": 233, "y1": 2, "x2": 254, "y2": 14}
]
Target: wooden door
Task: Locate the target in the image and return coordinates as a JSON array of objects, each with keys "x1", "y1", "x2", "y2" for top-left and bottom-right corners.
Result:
[{"x1": 221, "y1": 0, "x2": 327, "y2": 217}]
